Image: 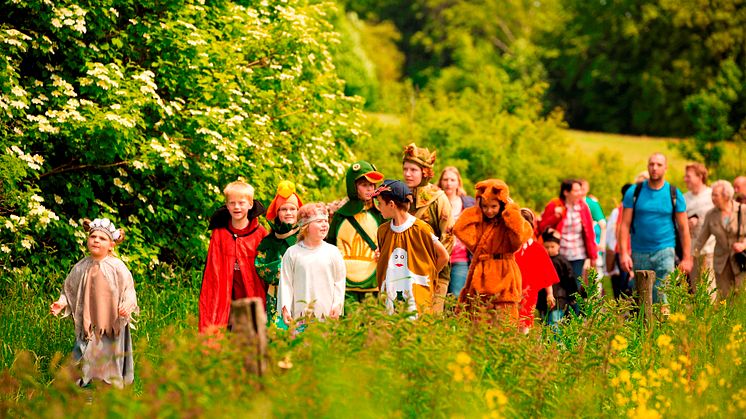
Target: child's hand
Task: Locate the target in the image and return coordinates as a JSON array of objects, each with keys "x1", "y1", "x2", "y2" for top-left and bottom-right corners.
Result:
[
  {"x1": 50, "y1": 301, "x2": 65, "y2": 316},
  {"x1": 546, "y1": 294, "x2": 556, "y2": 309},
  {"x1": 329, "y1": 307, "x2": 340, "y2": 319},
  {"x1": 374, "y1": 249, "x2": 381, "y2": 262},
  {"x1": 118, "y1": 307, "x2": 129, "y2": 317},
  {"x1": 281, "y1": 307, "x2": 292, "y2": 325}
]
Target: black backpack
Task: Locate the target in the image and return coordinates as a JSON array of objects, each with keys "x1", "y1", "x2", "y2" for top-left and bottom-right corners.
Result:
[{"x1": 630, "y1": 181, "x2": 683, "y2": 261}]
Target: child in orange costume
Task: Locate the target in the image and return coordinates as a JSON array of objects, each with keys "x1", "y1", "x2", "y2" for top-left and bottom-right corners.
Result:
[{"x1": 453, "y1": 179, "x2": 533, "y2": 324}]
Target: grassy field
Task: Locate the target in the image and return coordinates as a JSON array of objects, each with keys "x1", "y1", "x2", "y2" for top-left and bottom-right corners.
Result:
[
  {"x1": 2, "y1": 270, "x2": 746, "y2": 417},
  {"x1": 565, "y1": 130, "x2": 689, "y2": 187}
]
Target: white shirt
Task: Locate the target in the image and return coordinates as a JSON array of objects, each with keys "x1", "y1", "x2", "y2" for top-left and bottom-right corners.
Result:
[
  {"x1": 685, "y1": 187, "x2": 716, "y2": 254},
  {"x1": 278, "y1": 241, "x2": 346, "y2": 319}
]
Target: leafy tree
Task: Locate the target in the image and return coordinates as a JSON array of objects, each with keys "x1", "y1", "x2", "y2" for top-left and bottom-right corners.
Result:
[{"x1": 0, "y1": 0, "x2": 364, "y2": 285}]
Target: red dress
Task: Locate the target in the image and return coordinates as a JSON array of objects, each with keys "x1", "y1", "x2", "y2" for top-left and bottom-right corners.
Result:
[
  {"x1": 515, "y1": 239, "x2": 560, "y2": 329},
  {"x1": 199, "y1": 207, "x2": 268, "y2": 333}
]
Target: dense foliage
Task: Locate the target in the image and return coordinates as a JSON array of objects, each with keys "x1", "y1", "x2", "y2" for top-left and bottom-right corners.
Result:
[{"x1": 0, "y1": 0, "x2": 364, "y2": 285}]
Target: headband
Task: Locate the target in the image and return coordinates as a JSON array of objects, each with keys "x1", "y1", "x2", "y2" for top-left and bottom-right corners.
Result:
[{"x1": 89, "y1": 218, "x2": 121, "y2": 241}]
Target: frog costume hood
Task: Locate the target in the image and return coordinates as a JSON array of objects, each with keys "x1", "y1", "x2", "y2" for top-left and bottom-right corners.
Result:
[{"x1": 335, "y1": 161, "x2": 384, "y2": 217}]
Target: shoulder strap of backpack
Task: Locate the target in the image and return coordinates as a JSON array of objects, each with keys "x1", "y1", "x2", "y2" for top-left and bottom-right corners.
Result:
[
  {"x1": 670, "y1": 183, "x2": 678, "y2": 229},
  {"x1": 630, "y1": 181, "x2": 644, "y2": 234}
]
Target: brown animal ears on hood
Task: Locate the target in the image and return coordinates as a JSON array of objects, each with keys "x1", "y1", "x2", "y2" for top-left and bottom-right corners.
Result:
[{"x1": 475, "y1": 179, "x2": 510, "y2": 203}]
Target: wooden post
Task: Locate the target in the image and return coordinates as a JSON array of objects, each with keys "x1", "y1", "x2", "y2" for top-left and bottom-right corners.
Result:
[
  {"x1": 229, "y1": 297, "x2": 267, "y2": 376},
  {"x1": 634, "y1": 270, "x2": 655, "y2": 326}
]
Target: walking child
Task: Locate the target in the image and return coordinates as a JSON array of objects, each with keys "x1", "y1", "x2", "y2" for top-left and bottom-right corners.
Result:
[
  {"x1": 515, "y1": 208, "x2": 559, "y2": 333},
  {"x1": 278, "y1": 203, "x2": 346, "y2": 323},
  {"x1": 199, "y1": 181, "x2": 268, "y2": 333},
  {"x1": 326, "y1": 161, "x2": 385, "y2": 302},
  {"x1": 256, "y1": 180, "x2": 303, "y2": 323},
  {"x1": 452, "y1": 179, "x2": 533, "y2": 325},
  {"x1": 50, "y1": 218, "x2": 138, "y2": 388},
  {"x1": 536, "y1": 228, "x2": 579, "y2": 326},
  {"x1": 374, "y1": 180, "x2": 449, "y2": 316}
]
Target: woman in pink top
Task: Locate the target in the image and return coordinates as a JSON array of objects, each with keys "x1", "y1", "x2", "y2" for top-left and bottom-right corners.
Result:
[{"x1": 438, "y1": 167, "x2": 475, "y2": 297}]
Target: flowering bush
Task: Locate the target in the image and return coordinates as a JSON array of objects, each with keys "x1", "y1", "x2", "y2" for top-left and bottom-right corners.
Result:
[{"x1": 0, "y1": 0, "x2": 364, "y2": 286}]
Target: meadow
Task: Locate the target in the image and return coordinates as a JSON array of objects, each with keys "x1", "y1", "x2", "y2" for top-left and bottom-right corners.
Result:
[{"x1": 2, "y1": 269, "x2": 745, "y2": 417}]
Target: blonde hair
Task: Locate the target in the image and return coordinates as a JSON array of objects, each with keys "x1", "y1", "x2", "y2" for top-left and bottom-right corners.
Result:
[
  {"x1": 223, "y1": 181, "x2": 254, "y2": 202},
  {"x1": 437, "y1": 166, "x2": 467, "y2": 196}
]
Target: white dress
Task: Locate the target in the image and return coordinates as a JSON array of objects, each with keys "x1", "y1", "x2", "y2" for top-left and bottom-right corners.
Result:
[{"x1": 277, "y1": 241, "x2": 346, "y2": 320}]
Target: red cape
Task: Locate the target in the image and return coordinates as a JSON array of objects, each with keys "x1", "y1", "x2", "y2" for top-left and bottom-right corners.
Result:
[
  {"x1": 515, "y1": 239, "x2": 560, "y2": 328},
  {"x1": 199, "y1": 215, "x2": 267, "y2": 333}
]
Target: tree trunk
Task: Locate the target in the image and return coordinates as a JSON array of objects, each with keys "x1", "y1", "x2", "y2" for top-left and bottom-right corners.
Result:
[
  {"x1": 635, "y1": 270, "x2": 655, "y2": 327},
  {"x1": 229, "y1": 297, "x2": 267, "y2": 376}
]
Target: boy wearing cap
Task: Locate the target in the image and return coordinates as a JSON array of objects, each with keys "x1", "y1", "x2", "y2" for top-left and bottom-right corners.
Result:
[
  {"x1": 327, "y1": 161, "x2": 385, "y2": 302},
  {"x1": 374, "y1": 180, "x2": 449, "y2": 316},
  {"x1": 402, "y1": 143, "x2": 454, "y2": 312}
]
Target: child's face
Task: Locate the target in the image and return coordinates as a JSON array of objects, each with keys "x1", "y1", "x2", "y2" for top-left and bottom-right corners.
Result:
[
  {"x1": 306, "y1": 218, "x2": 329, "y2": 241},
  {"x1": 480, "y1": 198, "x2": 502, "y2": 219},
  {"x1": 87, "y1": 231, "x2": 114, "y2": 259},
  {"x1": 278, "y1": 203, "x2": 299, "y2": 224},
  {"x1": 402, "y1": 162, "x2": 423, "y2": 188},
  {"x1": 376, "y1": 198, "x2": 395, "y2": 219},
  {"x1": 543, "y1": 241, "x2": 560, "y2": 257},
  {"x1": 356, "y1": 179, "x2": 376, "y2": 201},
  {"x1": 226, "y1": 193, "x2": 253, "y2": 222}
]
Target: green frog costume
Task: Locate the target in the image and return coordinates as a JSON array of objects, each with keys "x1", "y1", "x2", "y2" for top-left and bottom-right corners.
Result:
[
  {"x1": 326, "y1": 161, "x2": 385, "y2": 301},
  {"x1": 255, "y1": 181, "x2": 303, "y2": 322}
]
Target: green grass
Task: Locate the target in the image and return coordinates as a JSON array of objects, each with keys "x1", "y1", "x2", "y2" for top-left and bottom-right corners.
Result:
[{"x1": 2, "y1": 271, "x2": 746, "y2": 417}]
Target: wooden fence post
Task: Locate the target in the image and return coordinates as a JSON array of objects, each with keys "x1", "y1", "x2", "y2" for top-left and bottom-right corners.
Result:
[
  {"x1": 634, "y1": 270, "x2": 655, "y2": 327},
  {"x1": 229, "y1": 297, "x2": 267, "y2": 376}
]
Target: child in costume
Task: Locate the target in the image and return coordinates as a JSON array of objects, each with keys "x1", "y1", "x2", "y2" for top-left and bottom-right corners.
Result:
[
  {"x1": 515, "y1": 208, "x2": 558, "y2": 334},
  {"x1": 536, "y1": 228, "x2": 579, "y2": 326},
  {"x1": 326, "y1": 161, "x2": 385, "y2": 302},
  {"x1": 402, "y1": 143, "x2": 454, "y2": 312},
  {"x1": 278, "y1": 203, "x2": 346, "y2": 323},
  {"x1": 374, "y1": 180, "x2": 449, "y2": 316},
  {"x1": 256, "y1": 180, "x2": 303, "y2": 322},
  {"x1": 452, "y1": 179, "x2": 533, "y2": 325},
  {"x1": 50, "y1": 218, "x2": 138, "y2": 388},
  {"x1": 199, "y1": 181, "x2": 268, "y2": 333}
]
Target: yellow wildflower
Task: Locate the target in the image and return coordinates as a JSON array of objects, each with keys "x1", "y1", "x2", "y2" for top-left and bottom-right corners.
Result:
[
  {"x1": 656, "y1": 334, "x2": 673, "y2": 351},
  {"x1": 485, "y1": 388, "x2": 508, "y2": 410},
  {"x1": 611, "y1": 335, "x2": 628, "y2": 352},
  {"x1": 456, "y1": 351, "x2": 472, "y2": 365},
  {"x1": 668, "y1": 312, "x2": 685, "y2": 323}
]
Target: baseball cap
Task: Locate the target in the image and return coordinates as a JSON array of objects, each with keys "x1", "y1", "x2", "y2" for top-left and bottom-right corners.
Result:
[{"x1": 372, "y1": 179, "x2": 413, "y2": 203}]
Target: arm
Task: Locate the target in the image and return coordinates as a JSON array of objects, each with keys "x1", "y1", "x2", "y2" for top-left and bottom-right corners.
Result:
[
  {"x1": 437, "y1": 194, "x2": 454, "y2": 252},
  {"x1": 278, "y1": 251, "x2": 295, "y2": 323},
  {"x1": 117, "y1": 264, "x2": 138, "y2": 318},
  {"x1": 675, "y1": 211, "x2": 693, "y2": 273},
  {"x1": 545, "y1": 285, "x2": 556, "y2": 309},
  {"x1": 538, "y1": 201, "x2": 562, "y2": 233},
  {"x1": 330, "y1": 248, "x2": 346, "y2": 318},
  {"x1": 433, "y1": 238, "x2": 450, "y2": 273},
  {"x1": 619, "y1": 207, "x2": 634, "y2": 273},
  {"x1": 693, "y1": 210, "x2": 713, "y2": 255}
]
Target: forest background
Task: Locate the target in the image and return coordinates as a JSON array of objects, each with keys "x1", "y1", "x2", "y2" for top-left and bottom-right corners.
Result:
[{"x1": 2, "y1": 0, "x2": 746, "y2": 416}]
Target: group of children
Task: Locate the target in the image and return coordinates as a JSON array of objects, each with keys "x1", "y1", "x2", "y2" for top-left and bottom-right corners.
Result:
[{"x1": 49, "y1": 143, "x2": 582, "y2": 388}]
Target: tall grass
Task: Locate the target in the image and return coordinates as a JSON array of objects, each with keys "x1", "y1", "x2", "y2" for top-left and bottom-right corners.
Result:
[{"x1": 1, "y1": 271, "x2": 745, "y2": 417}]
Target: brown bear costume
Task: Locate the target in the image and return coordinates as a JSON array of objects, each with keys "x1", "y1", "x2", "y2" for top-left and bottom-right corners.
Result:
[{"x1": 453, "y1": 179, "x2": 533, "y2": 324}]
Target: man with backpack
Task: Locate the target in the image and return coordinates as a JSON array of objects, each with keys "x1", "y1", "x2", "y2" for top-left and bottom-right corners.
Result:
[{"x1": 618, "y1": 153, "x2": 693, "y2": 305}]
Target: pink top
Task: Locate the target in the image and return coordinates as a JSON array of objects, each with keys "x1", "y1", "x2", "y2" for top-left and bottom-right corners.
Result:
[{"x1": 450, "y1": 202, "x2": 469, "y2": 263}]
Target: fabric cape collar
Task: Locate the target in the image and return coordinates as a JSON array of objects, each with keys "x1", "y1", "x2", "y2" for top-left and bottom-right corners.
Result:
[{"x1": 208, "y1": 201, "x2": 267, "y2": 231}]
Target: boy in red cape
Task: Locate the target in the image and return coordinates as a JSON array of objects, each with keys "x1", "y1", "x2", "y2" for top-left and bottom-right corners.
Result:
[
  {"x1": 515, "y1": 208, "x2": 559, "y2": 333},
  {"x1": 199, "y1": 181, "x2": 268, "y2": 334}
]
